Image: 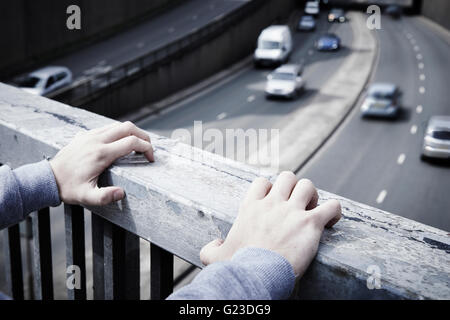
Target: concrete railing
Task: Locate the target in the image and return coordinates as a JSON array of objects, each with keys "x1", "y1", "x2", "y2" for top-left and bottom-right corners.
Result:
[{"x1": 0, "y1": 83, "x2": 449, "y2": 299}]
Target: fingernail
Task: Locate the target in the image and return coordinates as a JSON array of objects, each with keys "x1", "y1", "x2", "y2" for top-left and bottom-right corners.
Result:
[{"x1": 113, "y1": 190, "x2": 123, "y2": 201}]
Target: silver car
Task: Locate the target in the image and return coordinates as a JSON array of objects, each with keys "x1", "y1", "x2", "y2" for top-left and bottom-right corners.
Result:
[
  {"x1": 265, "y1": 64, "x2": 305, "y2": 99},
  {"x1": 421, "y1": 116, "x2": 450, "y2": 160},
  {"x1": 17, "y1": 66, "x2": 72, "y2": 96},
  {"x1": 361, "y1": 83, "x2": 401, "y2": 118}
]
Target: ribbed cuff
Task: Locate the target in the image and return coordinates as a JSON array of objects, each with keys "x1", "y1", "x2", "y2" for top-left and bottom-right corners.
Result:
[
  {"x1": 231, "y1": 247, "x2": 296, "y2": 299},
  {"x1": 13, "y1": 160, "x2": 61, "y2": 217}
]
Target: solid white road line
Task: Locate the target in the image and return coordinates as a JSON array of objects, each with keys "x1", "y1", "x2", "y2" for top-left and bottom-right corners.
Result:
[
  {"x1": 410, "y1": 125, "x2": 418, "y2": 134},
  {"x1": 397, "y1": 153, "x2": 406, "y2": 165},
  {"x1": 376, "y1": 190, "x2": 388, "y2": 204}
]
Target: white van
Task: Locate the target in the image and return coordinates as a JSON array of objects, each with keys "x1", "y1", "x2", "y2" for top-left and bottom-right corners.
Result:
[{"x1": 253, "y1": 25, "x2": 293, "y2": 67}]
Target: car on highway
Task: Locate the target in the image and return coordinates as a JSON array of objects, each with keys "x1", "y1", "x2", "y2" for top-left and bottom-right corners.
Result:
[
  {"x1": 360, "y1": 83, "x2": 401, "y2": 119},
  {"x1": 328, "y1": 8, "x2": 346, "y2": 23},
  {"x1": 254, "y1": 25, "x2": 293, "y2": 67},
  {"x1": 421, "y1": 116, "x2": 450, "y2": 160},
  {"x1": 265, "y1": 64, "x2": 305, "y2": 99},
  {"x1": 385, "y1": 5, "x2": 402, "y2": 19},
  {"x1": 297, "y1": 15, "x2": 316, "y2": 31},
  {"x1": 304, "y1": 1, "x2": 319, "y2": 16},
  {"x1": 17, "y1": 66, "x2": 72, "y2": 96},
  {"x1": 315, "y1": 33, "x2": 341, "y2": 51}
]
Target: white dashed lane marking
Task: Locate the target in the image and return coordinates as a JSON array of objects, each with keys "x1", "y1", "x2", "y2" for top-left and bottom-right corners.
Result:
[
  {"x1": 216, "y1": 112, "x2": 227, "y2": 120},
  {"x1": 410, "y1": 125, "x2": 418, "y2": 134},
  {"x1": 416, "y1": 105, "x2": 423, "y2": 114},
  {"x1": 247, "y1": 95, "x2": 255, "y2": 102},
  {"x1": 376, "y1": 190, "x2": 388, "y2": 204},
  {"x1": 420, "y1": 74, "x2": 426, "y2": 81},
  {"x1": 419, "y1": 87, "x2": 426, "y2": 94},
  {"x1": 418, "y1": 62, "x2": 424, "y2": 69},
  {"x1": 416, "y1": 53, "x2": 423, "y2": 60},
  {"x1": 397, "y1": 153, "x2": 406, "y2": 165}
]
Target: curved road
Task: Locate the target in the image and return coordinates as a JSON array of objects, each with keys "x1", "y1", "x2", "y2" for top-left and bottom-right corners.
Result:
[
  {"x1": 299, "y1": 14, "x2": 450, "y2": 231},
  {"x1": 138, "y1": 11, "x2": 354, "y2": 144},
  {"x1": 16, "y1": 0, "x2": 247, "y2": 81}
]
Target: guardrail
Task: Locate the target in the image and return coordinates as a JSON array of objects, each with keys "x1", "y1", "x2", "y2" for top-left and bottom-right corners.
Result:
[
  {"x1": 1, "y1": 83, "x2": 449, "y2": 299},
  {"x1": 46, "y1": 0, "x2": 269, "y2": 107}
]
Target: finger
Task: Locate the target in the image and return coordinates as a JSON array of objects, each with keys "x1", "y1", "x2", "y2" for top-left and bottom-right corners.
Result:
[
  {"x1": 267, "y1": 171, "x2": 298, "y2": 201},
  {"x1": 106, "y1": 135, "x2": 154, "y2": 162},
  {"x1": 200, "y1": 239, "x2": 224, "y2": 266},
  {"x1": 289, "y1": 178, "x2": 318, "y2": 210},
  {"x1": 244, "y1": 177, "x2": 272, "y2": 202},
  {"x1": 89, "y1": 122, "x2": 120, "y2": 135},
  {"x1": 101, "y1": 121, "x2": 151, "y2": 144},
  {"x1": 310, "y1": 199, "x2": 342, "y2": 229},
  {"x1": 83, "y1": 186, "x2": 125, "y2": 206}
]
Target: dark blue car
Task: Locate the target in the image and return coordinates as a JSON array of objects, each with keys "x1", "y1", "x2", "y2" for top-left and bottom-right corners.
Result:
[{"x1": 315, "y1": 33, "x2": 341, "y2": 51}]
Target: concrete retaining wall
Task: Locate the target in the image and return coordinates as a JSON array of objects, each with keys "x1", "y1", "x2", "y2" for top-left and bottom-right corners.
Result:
[
  {"x1": 0, "y1": 0, "x2": 179, "y2": 77},
  {"x1": 421, "y1": 0, "x2": 450, "y2": 31},
  {"x1": 74, "y1": 0, "x2": 297, "y2": 118}
]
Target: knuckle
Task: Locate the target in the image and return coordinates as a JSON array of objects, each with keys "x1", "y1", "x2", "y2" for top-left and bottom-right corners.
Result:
[
  {"x1": 328, "y1": 199, "x2": 342, "y2": 214},
  {"x1": 299, "y1": 178, "x2": 314, "y2": 188},
  {"x1": 280, "y1": 171, "x2": 297, "y2": 179},
  {"x1": 123, "y1": 121, "x2": 135, "y2": 132}
]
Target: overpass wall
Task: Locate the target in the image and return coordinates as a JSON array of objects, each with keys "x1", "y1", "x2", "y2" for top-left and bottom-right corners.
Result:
[
  {"x1": 421, "y1": 0, "x2": 450, "y2": 31},
  {"x1": 75, "y1": 0, "x2": 296, "y2": 118},
  {"x1": 0, "y1": 0, "x2": 179, "y2": 78}
]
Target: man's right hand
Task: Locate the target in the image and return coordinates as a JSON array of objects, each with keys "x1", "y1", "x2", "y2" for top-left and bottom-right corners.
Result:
[{"x1": 200, "y1": 171, "x2": 341, "y2": 277}]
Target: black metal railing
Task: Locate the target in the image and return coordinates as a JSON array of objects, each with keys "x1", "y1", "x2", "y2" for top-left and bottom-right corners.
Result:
[{"x1": 1, "y1": 201, "x2": 180, "y2": 300}]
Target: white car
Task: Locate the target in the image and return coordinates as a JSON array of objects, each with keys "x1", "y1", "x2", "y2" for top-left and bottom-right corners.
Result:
[
  {"x1": 17, "y1": 66, "x2": 72, "y2": 96},
  {"x1": 421, "y1": 116, "x2": 450, "y2": 160},
  {"x1": 305, "y1": 1, "x2": 320, "y2": 16},
  {"x1": 254, "y1": 25, "x2": 293, "y2": 67},
  {"x1": 265, "y1": 64, "x2": 305, "y2": 99}
]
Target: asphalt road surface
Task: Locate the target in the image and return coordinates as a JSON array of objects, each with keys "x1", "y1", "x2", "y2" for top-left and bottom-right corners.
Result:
[
  {"x1": 138, "y1": 11, "x2": 354, "y2": 146},
  {"x1": 299, "y1": 14, "x2": 450, "y2": 231},
  {"x1": 19, "y1": 0, "x2": 247, "y2": 81}
]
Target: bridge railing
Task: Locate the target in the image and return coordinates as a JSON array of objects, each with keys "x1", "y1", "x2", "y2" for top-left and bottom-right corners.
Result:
[{"x1": 0, "y1": 83, "x2": 449, "y2": 299}]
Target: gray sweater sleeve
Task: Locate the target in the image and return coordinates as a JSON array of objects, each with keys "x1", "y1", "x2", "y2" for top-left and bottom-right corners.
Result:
[
  {"x1": 0, "y1": 160, "x2": 61, "y2": 229},
  {"x1": 167, "y1": 247, "x2": 296, "y2": 300}
]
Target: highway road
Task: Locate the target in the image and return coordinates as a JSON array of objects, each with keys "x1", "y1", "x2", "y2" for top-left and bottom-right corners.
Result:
[
  {"x1": 17, "y1": 0, "x2": 247, "y2": 81},
  {"x1": 299, "y1": 14, "x2": 450, "y2": 231},
  {"x1": 139, "y1": 11, "x2": 450, "y2": 232},
  {"x1": 138, "y1": 11, "x2": 354, "y2": 147}
]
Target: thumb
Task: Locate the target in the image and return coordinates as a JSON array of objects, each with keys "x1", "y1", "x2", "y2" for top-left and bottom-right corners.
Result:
[
  {"x1": 200, "y1": 239, "x2": 224, "y2": 266},
  {"x1": 83, "y1": 186, "x2": 125, "y2": 206}
]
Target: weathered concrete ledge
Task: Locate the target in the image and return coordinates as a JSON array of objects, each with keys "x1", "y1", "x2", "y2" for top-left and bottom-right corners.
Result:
[{"x1": 0, "y1": 83, "x2": 449, "y2": 299}]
